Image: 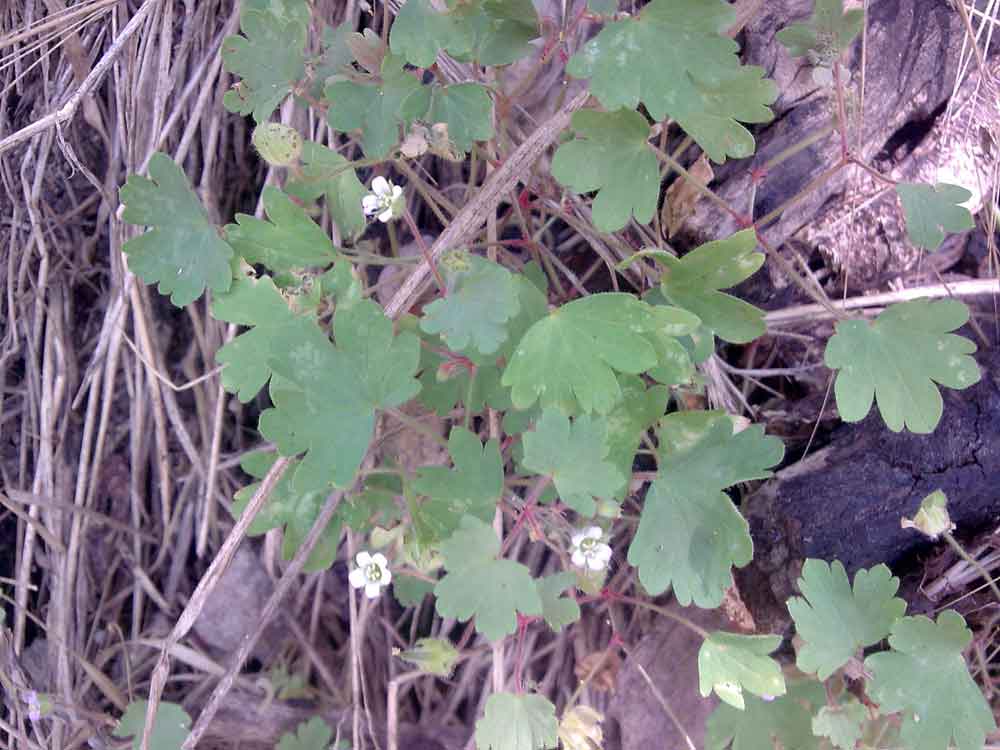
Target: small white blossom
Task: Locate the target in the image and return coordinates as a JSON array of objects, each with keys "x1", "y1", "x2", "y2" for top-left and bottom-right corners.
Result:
[
  {"x1": 349, "y1": 551, "x2": 392, "y2": 598},
  {"x1": 362, "y1": 176, "x2": 404, "y2": 223},
  {"x1": 570, "y1": 526, "x2": 612, "y2": 572}
]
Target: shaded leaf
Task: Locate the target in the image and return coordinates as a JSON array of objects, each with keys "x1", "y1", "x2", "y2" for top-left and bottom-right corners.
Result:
[
  {"x1": 896, "y1": 182, "x2": 975, "y2": 251},
  {"x1": 475, "y1": 692, "x2": 559, "y2": 750},
  {"x1": 706, "y1": 680, "x2": 826, "y2": 750},
  {"x1": 698, "y1": 632, "x2": 786, "y2": 709},
  {"x1": 285, "y1": 141, "x2": 367, "y2": 238},
  {"x1": 812, "y1": 702, "x2": 867, "y2": 750},
  {"x1": 277, "y1": 717, "x2": 333, "y2": 750},
  {"x1": 427, "y1": 83, "x2": 494, "y2": 153},
  {"x1": 552, "y1": 108, "x2": 659, "y2": 232},
  {"x1": 536, "y1": 572, "x2": 581, "y2": 632},
  {"x1": 114, "y1": 701, "x2": 192, "y2": 750},
  {"x1": 777, "y1": 0, "x2": 865, "y2": 58}
]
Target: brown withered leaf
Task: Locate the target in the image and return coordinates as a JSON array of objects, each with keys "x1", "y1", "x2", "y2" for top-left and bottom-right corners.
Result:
[
  {"x1": 575, "y1": 649, "x2": 622, "y2": 693},
  {"x1": 720, "y1": 582, "x2": 756, "y2": 632},
  {"x1": 347, "y1": 28, "x2": 387, "y2": 75},
  {"x1": 662, "y1": 153, "x2": 714, "y2": 239}
]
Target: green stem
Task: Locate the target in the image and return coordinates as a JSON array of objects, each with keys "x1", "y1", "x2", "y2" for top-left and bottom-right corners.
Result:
[{"x1": 943, "y1": 532, "x2": 1000, "y2": 606}]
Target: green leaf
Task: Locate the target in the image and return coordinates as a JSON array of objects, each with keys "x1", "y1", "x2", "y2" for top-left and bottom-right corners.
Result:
[
  {"x1": 698, "y1": 632, "x2": 786, "y2": 709},
  {"x1": 475, "y1": 692, "x2": 559, "y2": 750},
  {"x1": 261, "y1": 300, "x2": 421, "y2": 490},
  {"x1": 390, "y1": 0, "x2": 472, "y2": 67},
  {"x1": 234, "y1": 455, "x2": 341, "y2": 571},
  {"x1": 566, "y1": 0, "x2": 776, "y2": 161},
  {"x1": 865, "y1": 611, "x2": 996, "y2": 750},
  {"x1": 603, "y1": 377, "x2": 669, "y2": 498},
  {"x1": 787, "y1": 559, "x2": 906, "y2": 680},
  {"x1": 397, "y1": 637, "x2": 460, "y2": 677},
  {"x1": 451, "y1": 0, "x2": 539, "y2": 66},
  {"x1": 120, "y1": 153, "x2": 234, "y2": 307},
  {"x1": 521, "y1": 409, "x2": 624, "y2": 515},
  {"x1": 895, "y1": 182, "x2": 975, "y2": 251},
  {"x1": 225, "y1": 187, "x2": 337, "y2": 272},
  {"x1": 434, "y1": 516, "x2": 542, "y2": 641},
  {"x1": 588, "y1": 0, "x2": 618, "y2": 13},
  {"x1": 427, "y1": 83, "x2": 495, "y2": 153},
  {"x1": 502, "y1": 293, "x2": 698, "y2": 415},
  {"x1": 326, "y1": 54, "x2": 430, "y2": 158},
  {"x1": 285, "y1": 140, "x2": 367, "y2": 238},
  {"x1": 812, "y1": 702, "x2": 867, "y2": 750},
  {"x1": 824, "y1": 299, "x2": 980, "y2": 433},
  {"x1": 777, "y1": 0, "x2": 865, "y2": 58},
  {"x1": 222, "y1": 3, "x2": 308, "y2": 122},
  {"x1": 706, "y1": 680, "x2": 826, "y2": 750},
  {"x1": 277, "y1": 717, "x2": 333, "y2": 750},
  {"x1": 535, "y1": 572, "x2": 581, "y2": 632},
  {"x1": 628, "y1": 412, "x2": 783, "y2": 606},
  {"x1": 657, "y1": 229, "x2": 766, "y2": 344},
  {"x1": 411, "y1": 426, "x2": 503, "y2": 543},
  {"x1": 310, "y1": 21, "x2": 355, "y2": 96},
  {"x1": 394, "y1": 573, "x2": 436, "y2": 606},
  {"x1": 114, "y1": 700, "x2": 192, "y2": 750},
  {"x1": 212, "y1": 274, "x2": 305, "y2": 401},
  {"x1": 551, "y1": 108, "x2": 659, "y2": 232},
  {"x1": 420, "y1": 254, "x2": 520, "y2": 356}
]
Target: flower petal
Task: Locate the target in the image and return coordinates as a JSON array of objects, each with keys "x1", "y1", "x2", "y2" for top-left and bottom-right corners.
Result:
[
  {"x1": 365, "y1": 582, "x2": 382, "y2": 598},
  {"x1": 378, "y1": 207, "x2": 393, "y2": 223},
  {"x1": 585, "y1": 526, "x2": 602, "y2": 539},
  {"x1": 391, "y1": 185, "x2": 403, "y2": 199},
  {"x1": 571, "y1": 532, "x2": 586, "y2": 547},
  {"x1": 595, "y1": 543, "x2": 612, "y2": 562},
  {"x1": 587, "y1": 556, "x2": 606, "y2": 572},
  {"x1": 571, "y1": 550, "x2": 586, "y2": 568},
  {"x1": 381, "y1": 568, "x2": 392, "y2": 585},
  {"x1": 372, "y1": 553, "x2": 388, "y2": 568},
  {"x1": 349, "y1": 568, "x2": 367, "y2": 589},
  {"x1": 372, "y1": 176, "x2": 390, "y2": 196},
  {"x1": 356, "y1": 551, "x2": 372, "y2": 567},
  {"x1": 362, "y1": 195, "x2": 379, "y2": 215}
]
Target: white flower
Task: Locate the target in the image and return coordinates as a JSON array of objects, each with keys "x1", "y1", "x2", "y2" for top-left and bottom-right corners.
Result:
[
  {"x1": 348, "y1": 551, "x2": 392, "y2": 598},
  {"x1": 570, "y1": 526, "x2": 612, "y2": 572},
  {"x1": 361, "y1": 176, "x2": 404, "y2": 223}
]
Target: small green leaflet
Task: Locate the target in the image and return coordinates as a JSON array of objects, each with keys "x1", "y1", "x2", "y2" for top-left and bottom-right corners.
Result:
[
  {"x1": 310, "y1": 21, "x2": 355, "y2": 96},
  {"x1": 114, "y1": 700, "x2": 192, "y2": 750},
  {"x1": 450, "y1": 0, "x2": 539, "y2": 66},
  {"x1": 284, "y1": 140, "x2": 367, "y2": 238},
  {"x1": 812, "y1": 702, "x2": 868, "y2": 750},
  {"x1": 824, "y1": 299, "x2": 980, "y2": 433},
  {"x1": 434, "y1": 516, "x2": 542, "y2": 642},
  {"x1": 420, "y1": 254, "x2": 520, "y2": 356},
  {"x1": 628, "y1": 411, "x2": 783, "y2": 607},
  {"x1": 521, "y1": 409, "x2": 624, "y2": 515},
  {"x1": 277, "y1": 717, "x2": 334, "y2": 750},
  {"x1": 120, "y1": 153, "x2": 234, "y2": 307},
  {"x1": 326, "y1": 54, "x2": 430, "y2": 158},
  {"x1": 787, "y1": 559, "x2": 905, "y2": 680},
  {"x1": 777, "y1": 0, "x2": 865, "y2": 59},
  {"x1": 896, "y1": 182, "x2": 975, "y2": 250},
  {"x1": 427, "y1": 83, "x2": 495, "y2": 154},
  {"x1": 535, "y1": 572, "x2": 581, "y2": 631},
  {"x1": 475, "y1": 692, "x2": 559, "y2": 750},
  {"x1": 260, "y1": 300, "x2": 420, "y2": 491},
  {"x1": 397, "y1": 637, "x2": 460, "y2": 677},
  {"x1": 566, "y1": 0, "x2": 776, "y2": 161},
  {"x1": 225, "y1": 186, "x2": 337, "y2": 272},
  {"x1": 222, "y1": 0, "x2": 308, "y2": 122},
  {"x1": 698, "y1": 631, "x2": 786, "y2": 709},
  {"x1": 865, "y1": 611, "x2": 996, "y2": 750},
  {"x1": 551, "y1": 108, "x2": 659, "y2": 232},
  {"x1": 411, "y1": 426, "x2": 503, "y2": 544},
  {"x1": 389, "y1": 0, "x2": 471, "y2": 67},
  {"x1": 656, "y1": 229, "x2": 766, "y2": 344},
  {"x1": 212, "y1": 274, "x2": 305, "y2": 402},
  {"x1": 502, "y1": 293, "x2": 699, "y2": 415},
  {"x1": 706, "y1": 680, "x2": 826, "y2": 750}
]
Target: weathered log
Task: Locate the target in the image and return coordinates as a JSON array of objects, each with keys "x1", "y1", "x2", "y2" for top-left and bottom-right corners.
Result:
[{"x1": 738, "y1": 349, "x2": 1000, "y2": 633}]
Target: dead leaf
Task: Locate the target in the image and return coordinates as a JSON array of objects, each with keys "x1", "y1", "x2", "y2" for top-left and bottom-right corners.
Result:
[
  {"x1": 347, "y1": 28, "x2": 387, "y2": 75},
  {"x1": 575, "y1": 649, "x2": 622, "y2": 693},
  {"x1": 720, "y1": 582, "x2": 757, "y2": 632},
  {"x1": 662, "y1": 153, "x2": 714, "y2": 239}
]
